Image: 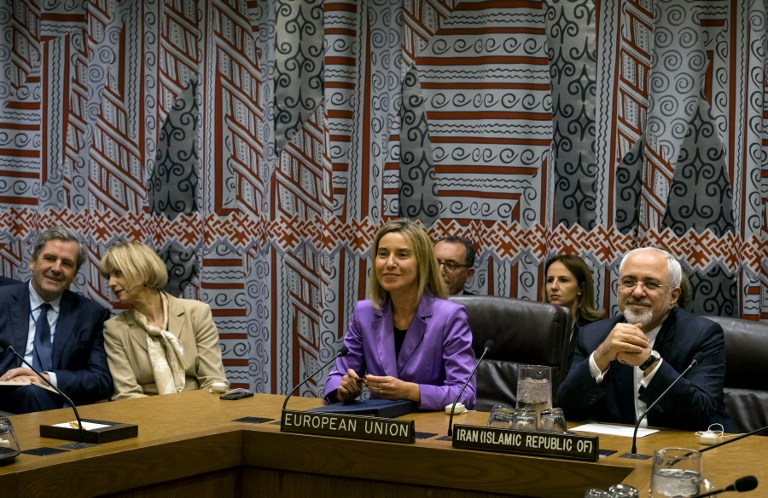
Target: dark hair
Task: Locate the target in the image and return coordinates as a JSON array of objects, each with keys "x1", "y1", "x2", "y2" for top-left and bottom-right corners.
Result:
[
  {"x1": 677, "y1": 271, "x2": 692, "y2": 309},
  {"x1": 435, "y1": 235, "x2": 476, "y2": 267},
  {"x1": 32, "y1": 226, "x2": 86, "y2": 271},
  {"x1": 543, "y1": 254, "x2": 605, "y2": 322}
]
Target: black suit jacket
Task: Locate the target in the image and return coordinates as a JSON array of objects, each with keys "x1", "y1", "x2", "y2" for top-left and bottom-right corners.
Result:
[
  {"x1": 0, "y1": 276, "x2": 19, "y2": 286},
  {"x1": 555, "y1": 307, "x2": 730, "y2": 431},
  {"x1": 0, "y1": 284, "x2": 113, "y2": 405}
]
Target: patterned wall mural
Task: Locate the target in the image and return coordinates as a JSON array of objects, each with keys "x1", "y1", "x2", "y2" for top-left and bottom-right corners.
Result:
[{"x1": 0, "y1": 0, "x2": 765, "y2": 396}]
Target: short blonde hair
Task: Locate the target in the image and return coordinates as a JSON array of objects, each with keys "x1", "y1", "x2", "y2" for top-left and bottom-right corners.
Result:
[
  {"x1": 369, "y1": 219, "x2": 447, "y2": 307},
  {"x1": 99, "y1": 241, "x2": 168, "y2": 290}
]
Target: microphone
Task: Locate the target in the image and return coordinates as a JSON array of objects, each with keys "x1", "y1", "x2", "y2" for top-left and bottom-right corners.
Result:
[
  {"x1": 281, "y1": 345, "x2": 349, "y2": 412},
  {"x1": 626, "y1": 352, "x2": 705, "y2": 457},
  {"x1": 0, "y1": 338, "x2": 85, "y2": 444},
  {"x1": 447, "y1": 339, "x2": 494, "y2": 438},
  {"x1": 693, "y1": 475, "x2": 758, "y2": 497}
]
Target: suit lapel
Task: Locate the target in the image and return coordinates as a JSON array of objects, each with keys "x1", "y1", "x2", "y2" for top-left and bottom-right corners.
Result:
[
  {"x1": 52, "y1": 291, "x2": 78, "y2": 368},
  {"x1": 126, "y1": 311, "x2": 149, "y2": 352},
  {"x1": 613, "y1": 363, "x2": 637, "y2": 423},
  {"x1": 165, "y1": 295, "x2": 185, "y2": 339},
  {"x1": 396, "y1": 295, "x2": 431, "y2": 375},
  {"x1": 8, "y1": 287, "x2": 31, "y2": 361},
  {"x1": 371, "y1": 301, "x2": 397, "y2": 377},
  {"x1": 652, "y1": 309, "x2": 676, "y2": 358}
]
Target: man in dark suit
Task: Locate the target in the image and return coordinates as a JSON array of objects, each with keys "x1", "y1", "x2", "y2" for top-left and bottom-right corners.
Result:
[
  {"x1": 0, "y1": 227, "x2": 112, "y2": 413},
  {"x1": 555, "y1": 247, "x2": 729, "y2": 431},
  {"x1": 0, "y1": 276, "x2": 20, "y2": 286},
  {"x1": 434, "y1": 235, "x2": 477, "y2": 296}
]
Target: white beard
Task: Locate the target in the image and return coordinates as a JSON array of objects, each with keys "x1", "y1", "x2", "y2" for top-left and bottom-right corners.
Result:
[{"x1": 623, "y1": 306, "x2": 654, "y2": 327}]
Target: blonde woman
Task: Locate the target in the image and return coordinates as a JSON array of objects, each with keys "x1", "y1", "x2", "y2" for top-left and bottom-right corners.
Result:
[
  {"x1": 323, "y1": 219, "x2": 477, "y2": 410},
  {"x1": 99, "y1": 241, "x2": 227, "y2": 399}
]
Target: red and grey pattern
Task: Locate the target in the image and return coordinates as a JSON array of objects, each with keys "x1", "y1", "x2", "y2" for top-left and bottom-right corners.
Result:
[{"x1": 0, "y1": 0, "x2": 766, "y2": 396}]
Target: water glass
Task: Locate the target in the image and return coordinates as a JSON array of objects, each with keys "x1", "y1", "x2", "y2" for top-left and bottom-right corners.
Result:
[
  {"x1": 516, "y1": 364, "x2": 552, "y2": 424},
  {"x1": 650, "y1": 447, "x2": 702, "y2": 497},
  {"x1": 608, "y1": 484, "x2": 639, "y2": 498},
  {"x1": 0, "y1": 417, "x2": 21, "y2": 464},
  {"x1": 487, "y1": 405, "x2": 516, "y2": 429},
  {"x1": 539, "y1": 407, "x2": 567, "y2": 432},
  {"x1": 511, "y1": 410, "x2": 537, "y2": 431},
  {"x1": 584, "y1": 489, "x2": 611, "y2": 498}
]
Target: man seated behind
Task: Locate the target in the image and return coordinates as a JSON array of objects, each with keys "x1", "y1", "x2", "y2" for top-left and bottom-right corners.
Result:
[
  {"x1": 434, "y1": 236, "x2": 477, "y2": 296},
  {"x1": 0, "y1": 227, "x2": 112, "y2": 413},
  {"x1": 555, "y1": 247, "x2": 730, "y2": 431}
]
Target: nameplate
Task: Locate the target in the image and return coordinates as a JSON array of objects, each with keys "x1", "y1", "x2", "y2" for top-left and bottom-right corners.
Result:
[
  {"x1": 280, "y1": 410, "x2": 415, "y2": 444},
  {"x1": 452, "y1": 425, "x2": 599, "y2": 462}
]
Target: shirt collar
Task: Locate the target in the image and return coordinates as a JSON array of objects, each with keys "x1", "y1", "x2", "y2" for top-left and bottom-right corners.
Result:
[{"x1": 27, "y1": 282, "x2": 63, "y2": 314}]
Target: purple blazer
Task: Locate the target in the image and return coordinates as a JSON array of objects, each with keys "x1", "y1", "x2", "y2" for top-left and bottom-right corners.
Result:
[{"x1": 323, "y1": 293, "x2": 477, "y2": 410}]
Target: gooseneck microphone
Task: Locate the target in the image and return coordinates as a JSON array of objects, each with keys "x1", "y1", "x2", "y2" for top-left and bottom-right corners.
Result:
[
  {"x1": 281, "y1": 345, "x2": 349, "y2": 412},
  {"x1": 693, "y1": 475, "x2": 758, "y2": 497},
  {"x1": 0, "y1": 338, "x2": 85, "y2": 444},
  {"x1": 627, "y1": 352, "x2": 705, "y2": 456},
  {"x1": 447, "y1": 339, "x2": 494, "y2": 438}
]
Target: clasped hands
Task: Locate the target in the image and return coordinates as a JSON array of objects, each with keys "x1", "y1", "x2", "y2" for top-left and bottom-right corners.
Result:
[
  {"x1": 594, "y1": 323, "x2": 652, "y2": 372},
  {"x1": 0, "y1": 367, "x2": 49, "y2": 384}
]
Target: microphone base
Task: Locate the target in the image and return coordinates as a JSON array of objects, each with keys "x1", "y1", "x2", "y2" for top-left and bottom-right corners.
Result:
[
  {"x1": 619, "y1": 452, "x2": 652, "y2": 460},
  {"x1": 40, "y1": 419, "x2": 138, "y2": 444}
]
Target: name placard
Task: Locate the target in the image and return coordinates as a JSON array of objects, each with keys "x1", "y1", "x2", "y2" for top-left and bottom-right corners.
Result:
[
  {"x1": 280, "y1": 410, "x2": 415, "y2": 444},
  {"x1": 452, "y1": 425, "x2": 599, "y2": 462}
]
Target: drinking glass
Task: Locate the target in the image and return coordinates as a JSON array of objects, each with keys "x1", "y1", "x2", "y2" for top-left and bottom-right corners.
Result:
[
  {"x1": 487, "y1": 405, "x2": 516, "y2": 429},
  {"x1": 539, "y1": 407, "x2": 567, "y2": 432},
  {"x1": 516, "y1": 364, "x2": 552, "y2": 425},
  {"x1": 0, "y1": 417, "x2": 20, "y2": 464},
  {"x1": 511, "y1": 410, "x2": 537, "y2": 431},
  {"x1": 608, "y1": 484, "x2": 639, "y2": 498},
  {"x1": 584, "y1": 489, "x2": 611, "y2": 498},
  {"x1": 650, "y1": 447, "x2": 703, "y2": 497}
]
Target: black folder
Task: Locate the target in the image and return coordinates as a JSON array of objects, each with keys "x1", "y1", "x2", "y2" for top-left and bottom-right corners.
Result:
[{"x1": 309, "y1": 399, "x2": 416, "y2": 418}]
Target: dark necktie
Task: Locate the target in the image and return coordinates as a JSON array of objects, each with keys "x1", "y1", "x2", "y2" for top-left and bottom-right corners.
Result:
[{"x1": 33, "y1": 303, "x2": 52, "y2": 372}]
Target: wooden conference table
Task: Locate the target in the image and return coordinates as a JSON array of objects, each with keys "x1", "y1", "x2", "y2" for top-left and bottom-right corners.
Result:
[{"x1": 0, "y1": 391, "x2": 764, "y2": 497}]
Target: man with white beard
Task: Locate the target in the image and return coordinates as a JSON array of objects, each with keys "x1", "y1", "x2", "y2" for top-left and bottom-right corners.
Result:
[{"x1": 555, "y1": 248, "x2": 730, "y2": 431}]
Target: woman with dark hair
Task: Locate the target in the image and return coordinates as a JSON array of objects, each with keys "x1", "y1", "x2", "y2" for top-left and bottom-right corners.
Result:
[
  {"x1": 323, "y1": 219, "x2": 477, "y2": 410},
  {"x1": 543, "y1": 254, "x2": 605, "y2": 364}
]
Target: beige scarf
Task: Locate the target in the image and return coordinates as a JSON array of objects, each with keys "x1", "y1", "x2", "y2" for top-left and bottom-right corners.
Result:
[{"x1": 132, "y1": 292, "x2": 185, "y2": 395}]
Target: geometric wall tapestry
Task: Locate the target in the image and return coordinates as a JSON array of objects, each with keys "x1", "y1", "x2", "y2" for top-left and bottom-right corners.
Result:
[{"x1": 0, "y1": 0, "x2": 765, "y2": 396}]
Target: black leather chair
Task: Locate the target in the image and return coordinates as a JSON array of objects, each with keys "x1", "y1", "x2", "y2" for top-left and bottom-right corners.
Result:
[
  {"x1": 703, "y1": 316, "x2": 768, "y2": 433},
  {"x1": 451, "y1": 296, "x2": 570, "y2": 411}
]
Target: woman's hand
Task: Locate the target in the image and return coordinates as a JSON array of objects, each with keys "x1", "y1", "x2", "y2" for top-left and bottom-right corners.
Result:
[
  {"x1": 336, "y1": 368, "x2": 364, "y2": 403},
  {"x1": 365, "y1": 374, "x2": 420, "y2": 403}
]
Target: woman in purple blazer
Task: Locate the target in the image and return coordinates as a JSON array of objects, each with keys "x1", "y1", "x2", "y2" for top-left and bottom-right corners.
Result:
[{"x1": 323, "y1": 219, "x2": 477, "y2": 410}]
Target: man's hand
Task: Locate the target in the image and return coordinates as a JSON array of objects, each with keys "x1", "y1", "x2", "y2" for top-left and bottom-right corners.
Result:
[
  {"x1": 594, "y1": 323, "x2": 650, "y2": 372},
  {"x1": 0, "y1": 367, "x2": 49, "y2": 384}
]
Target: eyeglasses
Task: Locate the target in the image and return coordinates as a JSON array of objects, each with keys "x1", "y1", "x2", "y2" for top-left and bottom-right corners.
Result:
[
  {"x1": 617, "y1": 279, "x2": 667, "y2": 293},
  {"x1": 437, "y1": 259, "x2": 469, "y2": 271}
]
